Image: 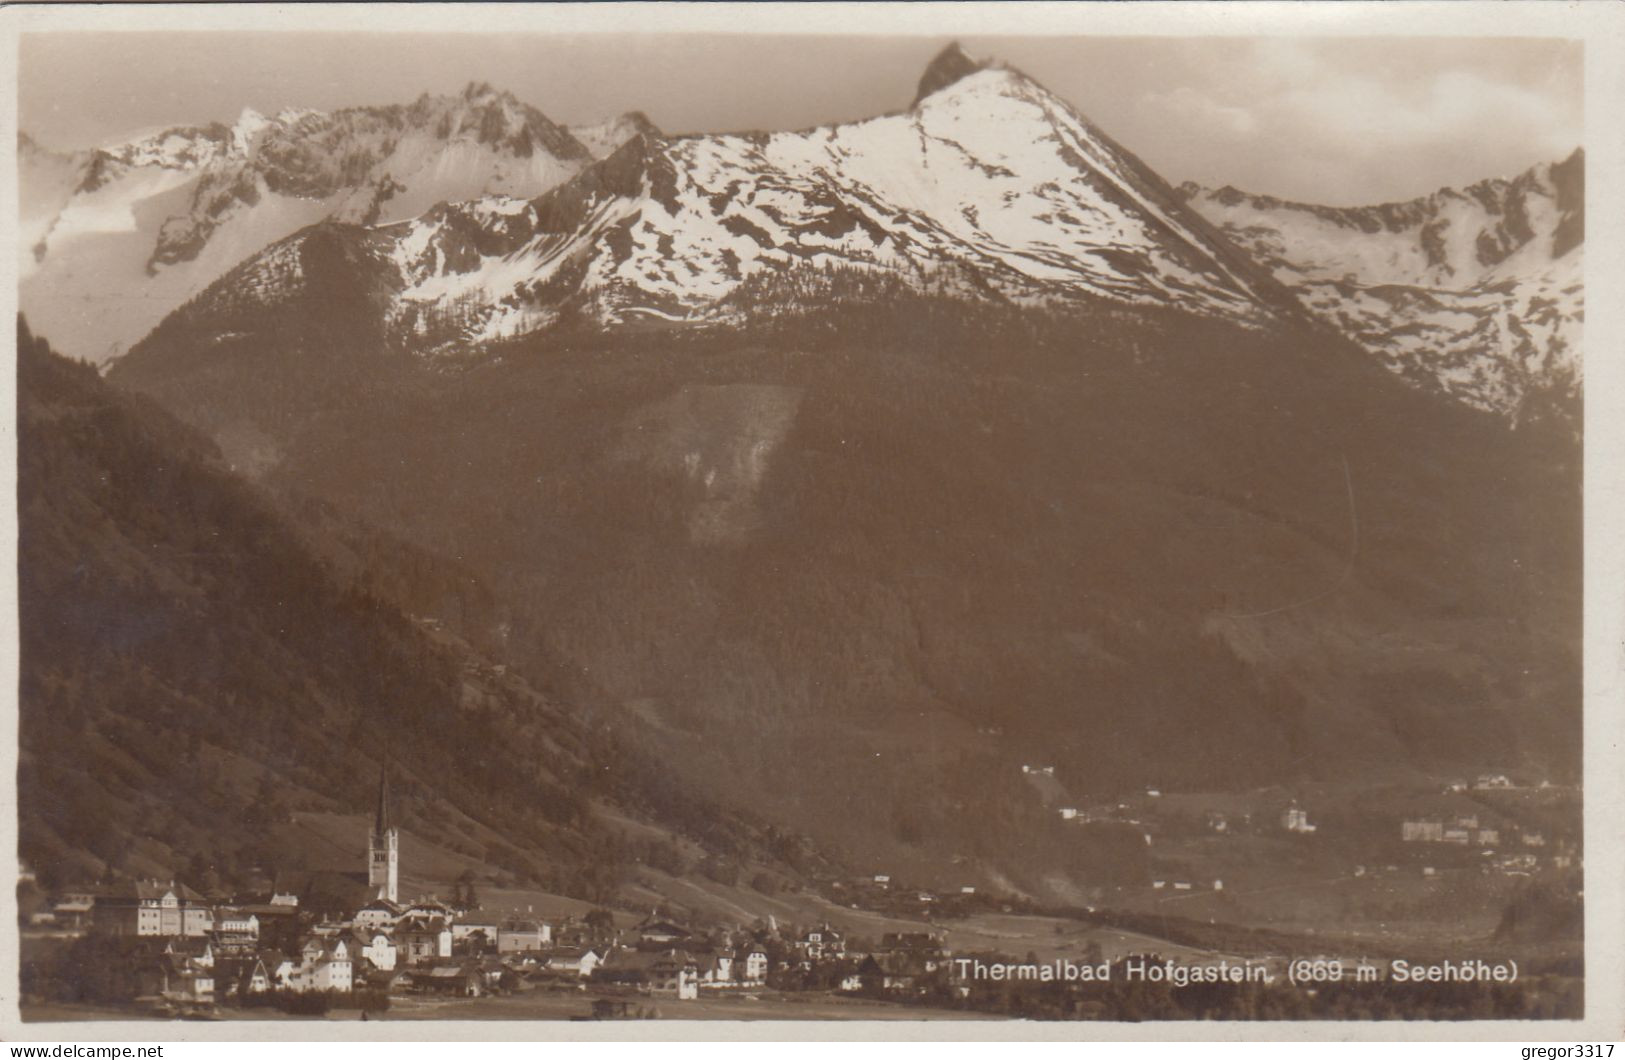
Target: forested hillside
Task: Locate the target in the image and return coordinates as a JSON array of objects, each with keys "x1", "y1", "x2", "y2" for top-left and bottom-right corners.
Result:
[
  {"x1": 110, "y1": 274, "x2": 1581, "y2": 894},
  {"x1": 16, "y1": 318, "x2": 818, "y2": 901}
]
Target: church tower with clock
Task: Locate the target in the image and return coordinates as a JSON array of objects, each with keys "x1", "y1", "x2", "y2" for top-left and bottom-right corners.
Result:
[{"x1": 368, "y1": 766, "x2": 399, "y2": 903}]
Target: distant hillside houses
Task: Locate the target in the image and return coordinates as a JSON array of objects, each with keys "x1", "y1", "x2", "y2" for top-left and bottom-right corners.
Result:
[
  {"x1": 1281, "y1": 805, "x2": 1317, "y2": 834},
  {"x1": 1401, "y1": 816, "x2": 1500, "y2": 846}
]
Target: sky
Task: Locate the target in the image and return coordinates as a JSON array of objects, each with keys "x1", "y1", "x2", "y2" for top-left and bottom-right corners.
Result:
[{"x1": 17, "y1": 32, "x2": 1582, "y2": 205}]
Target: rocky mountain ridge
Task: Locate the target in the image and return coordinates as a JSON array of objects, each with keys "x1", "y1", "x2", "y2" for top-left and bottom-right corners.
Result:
[
  {"x1": 122, "y1": 47, "x2": 1308, "y2": 367},
  {"x1": 18, "y1": 85, "x2": 657, "y2": 363},
  {"x1": 1180, "y1": 150, "x2": 1583, "y2": 426}
]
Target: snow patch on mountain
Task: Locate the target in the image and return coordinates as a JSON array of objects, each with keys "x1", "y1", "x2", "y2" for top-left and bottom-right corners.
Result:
[
  {"x1": 18, "y1": 84, "x2": 594, "y2": 363},
  {"x1": 1181, "y1": 150, "x2": 1582, "y2": 424},
  {"x1": 327, "y1": 55, "x2": 1304, "y2": 356}
]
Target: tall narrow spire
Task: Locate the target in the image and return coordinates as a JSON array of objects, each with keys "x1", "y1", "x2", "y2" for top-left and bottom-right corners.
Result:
[
  {"x1": 368, "y1": 759, "x2": 400, "y2": 903},
  {"x1": 374, "y1": 762, "x2": 392, "y2": 836}
]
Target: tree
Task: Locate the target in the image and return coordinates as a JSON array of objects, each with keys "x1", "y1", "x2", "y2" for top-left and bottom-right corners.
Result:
[
  {"x1": 454, "y1": 869, "x2": 479, "y2": 909},
  {"x1": 585, "y1": 909, "x2": 615, "y2": 940}
]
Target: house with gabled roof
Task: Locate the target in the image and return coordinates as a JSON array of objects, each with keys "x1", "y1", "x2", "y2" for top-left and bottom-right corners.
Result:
[
  {"x1": 636, "y1": 913, "x2": 692, "y2": 944},
  {"x1": 735, "y1": 943, "x2": 768, "y2": 982},
  {"x1": 400, "y1": 897, "x2": 457, "y2": 921},
  {"x1": 649, "y1": 953, "x2": 698, "y2": 1000},
  {"x1": 353, "y1": 898, "x2": 402, "y2": 933},
  {"x1": 796, "y1": 924, "x2": 845, "y2": 961},
  {"x1": 543, "y1": 946, "x2": 601, "y2": 977},
  {"x1": 352, "y1": 929, "x2": 398, "y2": 972},
  {"x1": 692, "y1": 949, "x2": 733, "y2": 985},
  {"x1": 496, "y1": 918, "x2": 551, "y2": 953},
  {"x1": 395, "y1": 915, "x2": 453, "y2": 965},
  {"x1": 213, "y1": 955, "x2": 271, "y2": 1001},
  {"x1": 270, "y1": 938, "x2": 353, "y2": 993},
  {"x1": 422, "y1": 961, "x2": 484, "y2": 997}
]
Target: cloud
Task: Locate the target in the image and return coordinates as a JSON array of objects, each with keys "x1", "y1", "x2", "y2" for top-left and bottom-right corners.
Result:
[
  {"x1": 1134, "y1": 38, "x2": 1580, "y2": 203},
  {"x1": 1142, "y1": 86, "x2": 1260, "y2": 137},
  {"x1": 1272, "y1": 65, "x2": 1570, "y2": 151}
]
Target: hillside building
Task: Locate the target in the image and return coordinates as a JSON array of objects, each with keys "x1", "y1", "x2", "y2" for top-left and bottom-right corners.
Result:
[{"x1": 1281, "y1": 805, "x2": 1317, "y2": 834}]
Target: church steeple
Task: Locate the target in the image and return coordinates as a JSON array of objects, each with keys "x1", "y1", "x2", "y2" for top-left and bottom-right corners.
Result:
[
  {"x1": 374, "y1": 767, "x2": 392, "y2": 837},
  {"x1": 368, "y1": 762, "x2": 399, "y2": 903}
]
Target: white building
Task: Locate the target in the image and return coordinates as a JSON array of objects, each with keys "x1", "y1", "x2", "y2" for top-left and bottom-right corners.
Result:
[
  {"x1": 354, "y1": 931, "x2": 398, "y2": 972},
  {"x1": 214, "y1": 911, "x2": 260, "y2": 938},
  {"x1": 1281, "y1": 806, "x2": 1317, "y2": 834},
  {"x1": 353, "y1": 899, "x2": 401, "y2": 932}
]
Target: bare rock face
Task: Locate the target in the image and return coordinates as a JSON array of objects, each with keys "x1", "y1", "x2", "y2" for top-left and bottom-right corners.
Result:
[
  {"x1": 913, "y1": 41, "x2": 986, "y2": 106},
  {"x1": 567, "y1": 111, "x2": 664, "y2": 160}
]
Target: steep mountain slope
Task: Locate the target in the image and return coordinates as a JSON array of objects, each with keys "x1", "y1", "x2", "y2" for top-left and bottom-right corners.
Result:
[
  {"x1": 104, "y1": 48, "x2": 1580, "y2": 899},
  {"x1": 17, "y1": 132, "x2": 92, "y2": 271},
  {"x1": 111, "y1": 294, "x2": 1580, "y2": 897},
  {"x1": 1180, "y1": 150, "x2": 1583, "y2": 428},
  {"x1": 16, "y1": 317, "x2": 825, "y2": 903},
  {"x1": 18, "y1": 85, "x2": 605, "y2": 364}
]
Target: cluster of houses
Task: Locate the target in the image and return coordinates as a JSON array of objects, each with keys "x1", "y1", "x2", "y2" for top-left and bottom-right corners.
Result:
[
  {"x1": 1050, "y1": 793, "x2": 1317, "y2": 839},
  {"x1": 34, "y1": 874, "x2": 963, "y2": 1010},
  {"x1": 1400, "y1": 814, "x2": 1502, "y2": 846},
  {"x1": 1390, "y1": 809, "x2": 1581, "y2": 878},
  {"x1": 830, "y1": 873, "x2": 991, "y2": 923},
  {"x1": 27, "y1": 773, "x2": 973, "y2": 1012}
]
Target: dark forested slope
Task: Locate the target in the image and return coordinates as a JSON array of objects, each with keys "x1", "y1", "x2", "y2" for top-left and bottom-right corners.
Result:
[
  {"x1": 16, "y1": 318, "x2": 814, "y2": 900},
  {"x1": 109, "y1": 278, "x2": 1582, "y2": 892}
]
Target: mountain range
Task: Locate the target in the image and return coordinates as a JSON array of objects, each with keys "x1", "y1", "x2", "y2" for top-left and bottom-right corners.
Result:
[
  {"x1": 18, "y1": 44, "x2": 1583, "y2": 903},
  {"x1": 1181, "y1": 149, "x2": 1582, "y2": 426},
  {"x1": 19, "y1": 46, "x2": 1581, "y2": 430},
  {"x1": 18, "y1": 83, "x2": 656, "y2": 364}
]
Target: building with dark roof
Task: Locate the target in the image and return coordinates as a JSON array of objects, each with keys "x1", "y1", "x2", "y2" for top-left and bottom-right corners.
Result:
[{"x1": 93, "y1": 880, "x2": 213, "y2": 938}]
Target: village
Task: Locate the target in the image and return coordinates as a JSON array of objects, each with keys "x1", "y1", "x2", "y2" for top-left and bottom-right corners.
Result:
[
  {"x1": 16, "y1": 768, "x2": 1583, "y2": 1022},
  {"x1": 16, "y1": 773, "x2": 994, "y2": 1020}
]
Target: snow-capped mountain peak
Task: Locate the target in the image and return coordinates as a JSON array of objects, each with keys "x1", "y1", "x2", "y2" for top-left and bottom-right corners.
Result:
[
  {"x1": 913, "y1": 41, "x2": 988, "y2": 106},
  {"x1": 231, "y1": 107, "x2": 272, "y2": 152},
  {"x1": 127, "y1": 48, "x2": 1309, "y2": 367},
  {"x1": 82, "y1": 46, "x2": 1580, "y2": 434},
  {"x1": 1181, "y1": 149, "x2": 1583, "y2": 425},
  {"x1": 19, "y1": 86, "x2": 601, "y2": 363}
]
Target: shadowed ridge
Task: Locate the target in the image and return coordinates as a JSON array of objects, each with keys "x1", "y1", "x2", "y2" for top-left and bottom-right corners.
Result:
[{"x1": 913, "y1": 42, "x2": 987, "y2": 107}]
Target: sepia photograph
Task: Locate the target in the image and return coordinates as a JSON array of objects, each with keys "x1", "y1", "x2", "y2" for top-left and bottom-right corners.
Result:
[{"x1": 3, "y1": 0, "x2": 1621, "y2": 1041}]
